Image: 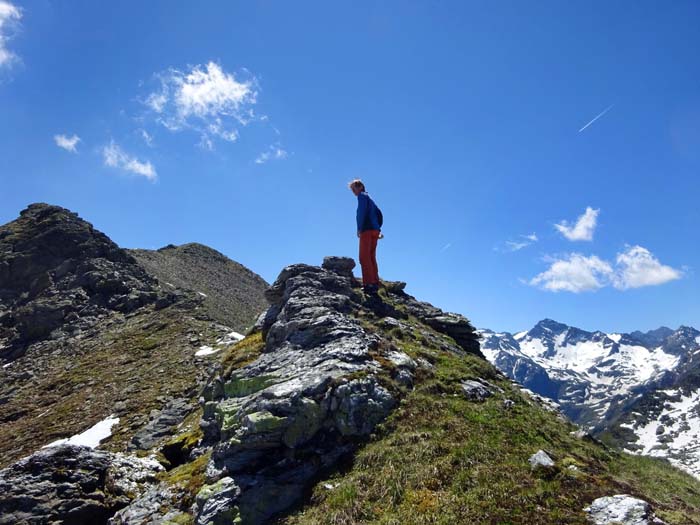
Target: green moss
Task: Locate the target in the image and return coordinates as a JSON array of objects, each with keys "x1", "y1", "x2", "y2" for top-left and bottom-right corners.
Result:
[
  {"x1": 224, "y1": 375, "x2": 277, "y2": 398},
  {"x1": 160, "y1": 450, "x2": 212, "y2": 509},
  {"x1": 222, "y1": 332, "x2": 265, "y2": 378},
  {"x1": 136, "y1": 336, "x2": 160, "y2": 351},
  {"x1": 163, "y1": 513, "x2": 194, "y2": 525},
  {"x1": 244, "y1": 410, "x2": 288, "y2": 433}
]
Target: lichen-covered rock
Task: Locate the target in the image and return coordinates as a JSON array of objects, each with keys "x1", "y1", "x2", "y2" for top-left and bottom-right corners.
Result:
[
  {"x1": 195, "y1": 477, "x2": 242, "y2": 525},
  {"x1": 109, "y1": 483, "x2": 179, "y2": 525},
  {"x1": 192, "y1": 260, "x2": 397, "y2": 524},
  {"x1": 332, "y1": 377, "x2": 395, "y2": 436}
]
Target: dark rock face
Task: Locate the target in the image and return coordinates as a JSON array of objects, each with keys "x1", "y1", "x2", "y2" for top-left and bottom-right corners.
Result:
[
  {"x1": 0, "y1": 204, "x2": 175, "y2": 357},
  {"x1": 128, "y1": 397, "x2": 195, "y2": 452},
  {"x1": 0, "y1": 444, "x2": 162, "y2": 525}
]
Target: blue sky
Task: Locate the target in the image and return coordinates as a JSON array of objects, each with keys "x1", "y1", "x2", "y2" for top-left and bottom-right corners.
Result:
[{"x1": 1, "y1": 1, "x2": 699, "y2": 333}]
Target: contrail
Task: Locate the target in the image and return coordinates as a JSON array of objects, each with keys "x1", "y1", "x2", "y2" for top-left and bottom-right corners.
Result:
[{"x1": 578, "y1": 104, "x2": 614, "y2": 132}]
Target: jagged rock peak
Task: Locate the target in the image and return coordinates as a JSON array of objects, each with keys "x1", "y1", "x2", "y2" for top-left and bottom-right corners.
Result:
[
  {"x1": 1, "y1": 203, "x2": 132, "y2": 286},
  {"x1": 0, "y1": 203, "x2": 176, "y2": 355},
  {"x1": 528, "y1": 318, "x2": 570, "y2": 336}
]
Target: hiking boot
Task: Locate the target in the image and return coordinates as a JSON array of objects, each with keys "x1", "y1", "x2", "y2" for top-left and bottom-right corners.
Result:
[{"x1": 363, "y1": 284, "x2": 379, "y2": 295}]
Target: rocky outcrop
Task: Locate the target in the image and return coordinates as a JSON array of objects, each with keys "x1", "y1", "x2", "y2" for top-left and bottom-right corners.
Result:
[
  {"x1": 111, "y1": 256, "x2": 480, "y2": 524},
  {"x1": 195, "y1": 259, "x2": 396, "y2": 524},
  {"x1": 0, "y1": 444, "x2": 162, "y2": 525},
  {"x1": 0, "y1": 204, "x2": 178, "y2": 358},
  {"x1": 390, "y1": 293, "x2": 482, "y2": 357}
]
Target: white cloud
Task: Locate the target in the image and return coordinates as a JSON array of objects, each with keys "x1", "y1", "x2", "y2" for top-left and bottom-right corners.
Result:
[
  {"x1": 53, "y1": 134, "x2": 80, "y2": 153},
  {"x1": 145, "y1": 61, "x2": 258, "y2": 148},
  {"x1": 140, "y1": 129, "x2": 154, "y2": 147},
  {"x1": 502, "y1": 232, "x2": 539, "y2": 252},
  {"x1": 505, "y1": 241, "x2": 530, "y2": 252},
  {"x1": 529, "y1": 254, "x2": 612, "y2": 293},
  {"x1": 102, "y1": 141, "x2": 157, "y2": 181},
  {"x1": 255, "y1": 145, "x2": 288, "y2": 164},
  {"x1": 0, "y1": 1, "x2": 21, "y2": 68},
  {"x1": 440, "y1": 242, "x2": 452, "y2": 252},
  {"x1": 612, "y1": 245, "x2": 682, "y2": 290},
  {"x1": 529, "y1": 246, "x2": 682, "y2": 293},
  {"x1": 555, "y1": 207, "x2": 600, "y2": 241}
]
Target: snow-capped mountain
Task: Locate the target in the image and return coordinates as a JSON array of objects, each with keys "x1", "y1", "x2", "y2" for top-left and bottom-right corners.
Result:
[{"x1": 479, "y1": 319, "x2": 700, "y2": 477}]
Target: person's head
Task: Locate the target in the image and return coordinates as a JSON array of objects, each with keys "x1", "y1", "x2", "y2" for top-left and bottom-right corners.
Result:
[{"x1": 348, "y1": 179, "x2": 365, "y2": 196}]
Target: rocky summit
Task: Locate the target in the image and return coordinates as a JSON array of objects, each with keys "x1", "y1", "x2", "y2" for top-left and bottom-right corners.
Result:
[
  {"x1": 0, "y1": 203, "x2": 175, "y2": 357},
  {"x1": 1, "y1": 205, "x2": 700, "y2": 524}
]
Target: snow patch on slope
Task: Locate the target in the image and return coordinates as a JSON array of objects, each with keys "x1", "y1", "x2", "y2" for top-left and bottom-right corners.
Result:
[
  {"x1": 43, "y1": 415, "x2": 120, "y2": 449},
  {"x1": 626, "y1": 389, "x2": 700, "y2": 479}
]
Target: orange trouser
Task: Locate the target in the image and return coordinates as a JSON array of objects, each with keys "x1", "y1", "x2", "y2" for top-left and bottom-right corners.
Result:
[{"x1": 359, "y1": 230, "x2": 380, "y2": 285}]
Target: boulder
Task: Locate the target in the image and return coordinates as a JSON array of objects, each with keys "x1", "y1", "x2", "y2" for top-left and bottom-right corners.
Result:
[
  {"x1": 195, "y1": 477, "x2": 241, "y2": 525},
  {"x1": 0, "y1": 444, "x2": 162, "y2": 525},
  {"x1": 528, "y1": 449, "x2": 555, "y2": 469},
  {"x1": 322, "y1": 256, "x2": 356, "y2": 277},
  {"x1": 584, "y1": 494, "x2": 660, "y2": 525},
  {"x1": 461, "y1": 379, "x2": 493, "y2": 402}
]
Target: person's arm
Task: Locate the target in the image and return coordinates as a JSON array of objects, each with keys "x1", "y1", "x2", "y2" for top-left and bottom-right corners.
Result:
[{"x1": 356, "y1": 193, "x2": 368, "y2": 235}]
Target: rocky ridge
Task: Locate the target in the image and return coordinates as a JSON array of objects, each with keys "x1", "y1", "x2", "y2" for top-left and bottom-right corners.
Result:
[
  {"x1": 112, "y1": 256, "x2": 482, "y2": 524},
  {"x1": 0, "y1": 204, "x2": 266, "y2": 467},
  {"x1": 130, "y1": 243, "x2": 269, "y2": 332}
]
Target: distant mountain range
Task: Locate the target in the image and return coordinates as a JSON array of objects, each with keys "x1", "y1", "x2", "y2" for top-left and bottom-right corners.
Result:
[{"x1": 479, "y1": 319, "x2": 700, "y2": 477}]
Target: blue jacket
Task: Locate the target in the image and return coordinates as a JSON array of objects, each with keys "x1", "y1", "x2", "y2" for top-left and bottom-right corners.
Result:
[{"x1": 356, "y1": 192, "x2": 381, "y2": 232}]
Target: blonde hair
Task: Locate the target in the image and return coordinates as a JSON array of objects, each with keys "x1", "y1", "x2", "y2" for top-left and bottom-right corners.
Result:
[{"x1": 348, "y1": 179, "x2": 365, "y2": 191}]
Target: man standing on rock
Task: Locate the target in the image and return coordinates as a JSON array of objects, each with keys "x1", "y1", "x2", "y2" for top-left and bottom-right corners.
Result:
[{"x1": 349, "y1": 179, "x2": 383, "y2": 294}]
